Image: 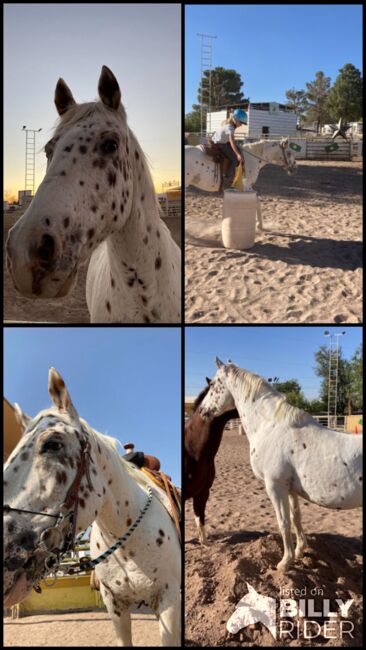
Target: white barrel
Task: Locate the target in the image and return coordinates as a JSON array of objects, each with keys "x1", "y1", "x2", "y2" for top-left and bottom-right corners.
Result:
[{"x1": 222, "y1": 189, "x2": 257, "y2": 250}]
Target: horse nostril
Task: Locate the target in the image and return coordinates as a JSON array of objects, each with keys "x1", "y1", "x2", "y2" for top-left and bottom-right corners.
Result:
[{"x1": 37, "y1": 234, "x2": 55, "y2": 267}]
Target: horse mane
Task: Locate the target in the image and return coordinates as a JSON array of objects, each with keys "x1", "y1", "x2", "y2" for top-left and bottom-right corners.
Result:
[{"x1": 229, "y1": 366, "x2": 314, "y2": 428}]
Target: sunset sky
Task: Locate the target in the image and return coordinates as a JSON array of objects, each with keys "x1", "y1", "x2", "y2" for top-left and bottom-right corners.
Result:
[{"x1": 4, "y1": 3, "x2": 181, "y2": 199}]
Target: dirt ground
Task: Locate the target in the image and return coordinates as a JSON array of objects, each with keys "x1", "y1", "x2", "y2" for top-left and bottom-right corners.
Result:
[
  {"x1": 185, "y1": 161, "x2": 363, "y2": 324},
  {"x1": 4, "y1": 608, "x2": 160, "y2": 646},
  {"x1": 185, "y1": 431, "x2": 363, "y2": 647}
]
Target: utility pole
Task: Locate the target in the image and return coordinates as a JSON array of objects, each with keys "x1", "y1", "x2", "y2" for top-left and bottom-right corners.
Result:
[
  {"x1": 324, "y1": 331, "x2": 346, "y2": 428},
  {"x1": 197, "y1": 33, "x2": 217, "y2": 142},
  {"x1": 22, "y1": 125, "x2": 42, "y2": 197}
]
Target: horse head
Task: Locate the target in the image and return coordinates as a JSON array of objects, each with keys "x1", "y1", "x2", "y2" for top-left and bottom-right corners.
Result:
[
  {"x1": 279, "y1": 138, "x2": 297, "y2": 174},
  {"x1": 7, "y1": 66, "x2": 134, "y2": 299},
  {"x1": 4, "y1": 368, "x2": 103, "y2": 607},
  {"x1": 198, "y1": 357, "x2": 236, "y2": 420}
]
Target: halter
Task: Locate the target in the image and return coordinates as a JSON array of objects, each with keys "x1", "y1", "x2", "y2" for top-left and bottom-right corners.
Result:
[
  {"x1": 4, "y1": 427, "x2": 154, "y2": 587},
  {"x1": 242, "y1": 142, "x2": 294, "y2": 172}
]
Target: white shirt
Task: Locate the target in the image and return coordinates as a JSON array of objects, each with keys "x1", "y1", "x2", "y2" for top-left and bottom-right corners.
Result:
[{"x1": 212, "y1": 123, "x2": 235, "y2": 144}]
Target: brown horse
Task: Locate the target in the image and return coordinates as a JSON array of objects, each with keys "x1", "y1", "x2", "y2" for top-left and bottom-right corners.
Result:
[{"x1": 184, "y1": 379, "x2": 239, "y2": 544}]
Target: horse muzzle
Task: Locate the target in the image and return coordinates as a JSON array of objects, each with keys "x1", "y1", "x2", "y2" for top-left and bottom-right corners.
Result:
[{"x1": 7, "y1": 226, "x2": 79, "y2": 299}]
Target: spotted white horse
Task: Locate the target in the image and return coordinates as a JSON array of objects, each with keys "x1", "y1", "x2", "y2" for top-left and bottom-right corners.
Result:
[
  {"x1": 198, "y1": 358, "x2": 362, "y2": 571},
  {"x1": 185, "y1": 139, "x2": 297, "y2": 229},
  {"x1": 4, "y1": 368, "x2": 181, "y2": 646},
  {"x1": 7, "y1": 66, "x2": 181, "y2": 323}
]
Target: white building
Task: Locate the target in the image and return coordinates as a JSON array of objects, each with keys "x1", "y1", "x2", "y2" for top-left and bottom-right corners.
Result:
[{"x1": 206, "y1": 102, "x2": 298, "y2": 140}]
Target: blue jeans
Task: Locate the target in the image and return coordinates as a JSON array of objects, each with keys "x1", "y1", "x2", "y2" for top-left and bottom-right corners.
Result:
[{"x1": 215, "y1": 142, "x2": 239, "y2": 183}]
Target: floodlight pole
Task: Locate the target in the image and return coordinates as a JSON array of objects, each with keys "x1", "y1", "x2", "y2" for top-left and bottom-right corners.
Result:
[{"x1": 22, "y1": 126, "x2": 42, "y2": 196}]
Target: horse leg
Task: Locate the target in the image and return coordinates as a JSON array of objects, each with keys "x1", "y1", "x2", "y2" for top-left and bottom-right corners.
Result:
[
  {"x1": 193, "y1": 489, "x2": 210, "y2": 546},
  {"x1": 289, "y1": 493, "x2": 307, "y2": 559},
  {"x1": 100, "y1": 582, "x2": 132, "y2": 646},
  {"x1": 265, "y1": 480, "x2": 294, "y2": 571},
  {"x1": 156, "y1": 587, "x2": 181, "y2": 646},
  {"x1": 256, "y1": 196, "x2": 263, "y2": 230}
]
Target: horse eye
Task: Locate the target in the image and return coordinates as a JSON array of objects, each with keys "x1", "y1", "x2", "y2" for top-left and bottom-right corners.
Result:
[
  {"x1": 101, "y1": 139, "x2": 118, "y2": 153},
  {"x1": 41, "y1": 440, "x2": 63, "y2": 453}
]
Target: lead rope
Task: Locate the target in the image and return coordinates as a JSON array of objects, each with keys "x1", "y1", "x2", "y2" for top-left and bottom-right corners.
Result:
[{"x1": 65, "y1": 486, "x2": 153, "y2": 575}]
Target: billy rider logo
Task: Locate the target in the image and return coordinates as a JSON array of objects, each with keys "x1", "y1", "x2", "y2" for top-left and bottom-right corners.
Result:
[{"x1": 227, "y1": 583, "x2": 355, "y2": 641}]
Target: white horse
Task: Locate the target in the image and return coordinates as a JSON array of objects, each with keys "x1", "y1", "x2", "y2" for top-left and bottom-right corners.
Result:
[
  {"x1": 185, "y1": 138, "x2": 297, "y2": 229},
  {"x1": 198, "y1": 358, "x2": 362, "y2": 571},
  {"x1": 6, "y1": 66, "x2": 181, "y2": 323},
  {"x1": 4, "y1": 368, "x2": 181, "y2": 646}
]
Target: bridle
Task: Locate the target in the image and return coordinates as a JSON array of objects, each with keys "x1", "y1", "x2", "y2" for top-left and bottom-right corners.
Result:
[
  {"x1": 242, "y1": 141, "x2": 295, "y2": 172},
  {"x1": 4, "y1": 426, "x2": 153, "y2": 587}
]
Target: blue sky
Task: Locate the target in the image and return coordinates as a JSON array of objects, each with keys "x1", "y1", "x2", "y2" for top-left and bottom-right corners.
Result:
[
  {"x1": 4, "y1": 3, "x2": 181, "y2": 197},
  {"x1": 185, "y1": 4, "x2": 363, "y2": 112},
  {"x1": 185, "y1": 326, "x2": 362, "y2": 400},
  {"x1": 4, "y1": 327, "x2": 181, "y2": 485}
]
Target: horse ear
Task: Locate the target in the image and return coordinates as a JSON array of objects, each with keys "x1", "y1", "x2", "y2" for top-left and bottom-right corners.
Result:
[
  {"x1": 205, "y1": 376, "x2": 211, "y2": 385},
  {"x1": 215, "y1": 357, "x2": 224, "y2": 368},
  {"x1": 48, "y1": 368, "x2": 79, "y2": 419},
  {"x1": 98, "y1": 65, "x2": 121, "y2": 110},
  {"x1": 14, "y1": 403, "x2": 32, "y2": 434},
  {"x1": 55, "y1": 78, "x2": 76, "y2": 116}
]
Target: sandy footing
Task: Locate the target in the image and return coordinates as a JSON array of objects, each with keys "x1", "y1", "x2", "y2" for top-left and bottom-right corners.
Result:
[
  {"x1": 4, "y1": 609, "x2": 160, "y2": 646},
  {"x1": 185, "y1": 162, "x2": 362, "y2": 323},
  {"x1": 185, "y1": 431, "x2": 363, "y2": 646}
]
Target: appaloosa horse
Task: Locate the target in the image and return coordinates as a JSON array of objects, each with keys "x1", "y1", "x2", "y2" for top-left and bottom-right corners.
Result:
[
  {"x1": 4, "y1": 368, "x2": 181, "y2": 646},
  {"x1": 185, "y1": 138, "x2": 297, "y2": 229},
  {"x1": 198, "y1": 358, "x2": 363, "y2": 571},
  {"x1": 7, "y1": 66, "x2": 180, "y2": 323},
  {"x1": 185, "y1": 378, "x2": 238, "y2": 545}
]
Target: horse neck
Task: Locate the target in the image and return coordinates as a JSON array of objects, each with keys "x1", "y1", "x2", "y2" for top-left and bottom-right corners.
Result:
[
  {"x1": 106, "y1": 130, "x2": 176, "y2": 315},
  {"x1": 92, "y1": 434, "x2": 144, "y2": 538}
]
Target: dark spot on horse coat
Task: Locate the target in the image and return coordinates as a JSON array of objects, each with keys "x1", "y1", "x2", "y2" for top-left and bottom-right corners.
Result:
[
  {"x1": 79, "y1": 498, "x2": 85, "y2": 509},
  {"x1": 125, "y1": 500, "x2": 129, "y2": 506},
  {"x1": 96, "y1": 542, "x2": 100, "y2": 549},
  {"x1": 64, "y1": 217, "x2": 70, "y2": 228},
  {"x1": 107, "y1": 170, "x2": 116, "y2": 186},
  {"x1": 93, "y1": 158, "x2": 106, "y2": 169},
  {"x1": 56, "y1": 470, "x2": 67, "y2": 484},
  {"x1": 79, "y1": 181, "x2": 84, "y2": 186},
  {"x1": 155, "y1": 255, "x2": 162, "y2": 270},
  {"x1": 303, "y1": 443, "x2": 307, "y2": 449},
  {"x1": 20, "y1": 452, "x2": 29, "y2": 461},
  {"x1": 106, "y1": 301, "x2": 111, "y2": 313},
  {"x1": 143, "y1": 235, "x2": 148, "y2": 245},
  {"x1": 126, "y1": 518, "x2": 132, "y2": 526},
  {"x1": 60, "y1": 171, "x2": 66, "y2": 176},
  {"x1": 79, "y1": 145, "x2": 87, "y2": 154},
  {"x1": 64, "y1": 145, "x2": 73, "y2": 152},
  {"x1": 159, "y1": 529, "x2": 165, "y2": 537},
  {"x1": 156, "y1": 537, "x2": 163, "y2": 546},
  {"x1": 88, "y1": 228, "x2": 95, "y2": 240},
  {"x1": 135, "y1": 150, "x2": 139, "y2": 160},
  {"x1": 111, "y1": 277, "x2": 115, "y2": 288}
]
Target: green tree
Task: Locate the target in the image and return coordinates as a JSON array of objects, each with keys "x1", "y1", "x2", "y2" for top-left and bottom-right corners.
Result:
[
  {"x1": 192, "y1": 67, "x2": 246, "y2": 113},
  {"x1": 272, "y1": 379, "x2": 310, "y2": 410},
  {"x1": 347, "y1": 344, "x2": 363, "y2": 412},
  {"x1": 184, "y1": 111, "x2": 202, "y2": 132},
  {"x1": 305, "y1": 71, "x2": 332, "y2": 133},
  {"x1": 285, "y1": 88, "x2": 309, "y2": 126},
  {"x1": 327, "y1": 64, "x2": 363, "y2": 122}
]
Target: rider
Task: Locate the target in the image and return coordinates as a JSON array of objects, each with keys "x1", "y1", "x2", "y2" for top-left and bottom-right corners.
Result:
[{"x1": 211, "y1": 108, "x2": 248, "y2": 188}]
